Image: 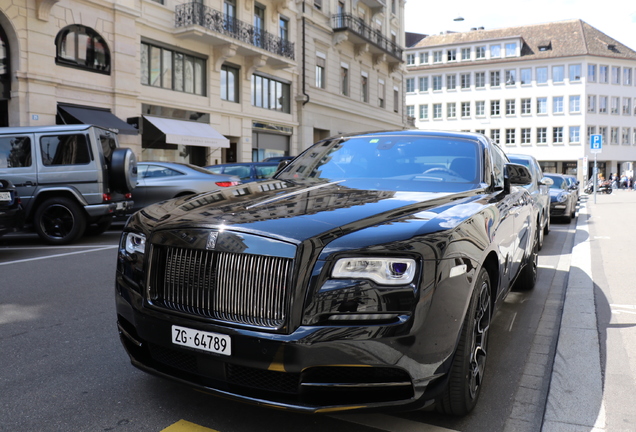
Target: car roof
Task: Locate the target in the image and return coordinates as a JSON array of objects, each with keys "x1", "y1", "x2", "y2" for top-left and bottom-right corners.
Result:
[{"x1": 0, "y1": 124, "x2": 94, "y2": 134}]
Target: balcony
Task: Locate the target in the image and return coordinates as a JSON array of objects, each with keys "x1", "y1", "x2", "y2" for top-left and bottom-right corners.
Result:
[
  {"x1": 331, "y1": 14, "x2": 403, "y2": 63},
  {"x1": 175, "y1": 2, "x2": 295, "y2": 68}
]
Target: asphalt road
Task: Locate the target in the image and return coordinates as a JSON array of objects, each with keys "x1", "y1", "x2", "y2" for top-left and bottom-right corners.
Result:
[{"x1": 0, "y1": 218, "x2": 576, "y2": 432}]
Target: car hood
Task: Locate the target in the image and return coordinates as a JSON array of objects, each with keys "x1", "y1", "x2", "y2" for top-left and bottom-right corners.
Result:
[{"x1": 129, "y1": 178, "x2": 487, "y2": 245}]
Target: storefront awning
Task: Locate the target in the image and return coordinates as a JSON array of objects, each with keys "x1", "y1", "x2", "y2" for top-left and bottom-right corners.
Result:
[
  {"x1": 143, "y1": 115, "x2": 230, "y2": 148},
  {"x1": 58, "y1": 104, "x2": 139, "y2": 135}
]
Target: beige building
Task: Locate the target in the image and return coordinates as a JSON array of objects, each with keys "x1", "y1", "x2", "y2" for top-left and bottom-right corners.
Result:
[{"x1": 0, "y1": 0, "x2": 407, "y2": 166}]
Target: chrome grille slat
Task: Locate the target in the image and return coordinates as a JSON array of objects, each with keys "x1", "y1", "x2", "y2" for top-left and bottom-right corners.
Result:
[{"x1": 150, "y1": 245, "x2": 292, "y2": 329}]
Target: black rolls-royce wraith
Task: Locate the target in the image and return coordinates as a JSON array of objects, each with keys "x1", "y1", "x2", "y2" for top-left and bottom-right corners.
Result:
[{"x1": 115, "y1": 130, "x2": 537, "y2": 416}]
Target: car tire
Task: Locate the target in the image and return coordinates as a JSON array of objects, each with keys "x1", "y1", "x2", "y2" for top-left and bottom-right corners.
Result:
[
  {"x1": 516, "y1": 228, "x2": 539, "y2": 291},
  {"x1": 436, "y1": 267, "x2": 491, "y2": 416},
  {"x1": 34, "y1": 197, "x2": 86, "y2": 245},
  {"x1": 110, "y1": 148, "x2": 138, "y2": 194},
  {"x1": 543, "y1": 211, "x2": 550, "y2": 235}
]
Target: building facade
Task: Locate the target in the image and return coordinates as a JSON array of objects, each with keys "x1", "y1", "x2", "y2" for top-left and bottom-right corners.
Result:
[
  {"x1": 0, "y1": 0, "x2": 407, "y2": 166},
  {"x1": 405, "y1": 20, "x2": 636, "y2": 182}
]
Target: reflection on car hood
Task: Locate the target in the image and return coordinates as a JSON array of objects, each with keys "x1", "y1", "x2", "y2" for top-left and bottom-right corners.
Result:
[{"x1": 132, "y1": 178, "x2": 486, "y2": 243}]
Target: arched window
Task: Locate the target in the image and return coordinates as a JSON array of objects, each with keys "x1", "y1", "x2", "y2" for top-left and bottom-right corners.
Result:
[{"x1": 55, "y1": 25, "x2": 110, "y2": 74}]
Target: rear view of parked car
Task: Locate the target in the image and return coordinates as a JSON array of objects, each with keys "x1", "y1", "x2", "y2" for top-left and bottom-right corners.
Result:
[
  {"x1": 130, "y1": 161, "x2": 240, "y2": 214},
  {"x1": 205, "y1": 162, "x2": 279, "y2": 183},
  {"x1": 0, "y1": 179, "x2": 24, "y2": 237}
]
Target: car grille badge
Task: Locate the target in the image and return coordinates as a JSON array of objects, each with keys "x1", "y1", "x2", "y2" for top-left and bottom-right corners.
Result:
[{"x1": 206, "y1": 231, "x2": 219, "y2": 250}]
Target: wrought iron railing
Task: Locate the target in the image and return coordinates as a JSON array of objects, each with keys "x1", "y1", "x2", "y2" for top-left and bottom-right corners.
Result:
[
  {"x1": 331, "y1": 14, "x2": 403, "y2": 60},
  {"x1": 175, "y1": 2, "x2": 295, "y2": 61}
]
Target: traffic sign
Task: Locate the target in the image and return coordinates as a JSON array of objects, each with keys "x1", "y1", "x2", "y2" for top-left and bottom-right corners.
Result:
[{"x1": 590, "y1": 134, "x2": 602, "y2": 153}]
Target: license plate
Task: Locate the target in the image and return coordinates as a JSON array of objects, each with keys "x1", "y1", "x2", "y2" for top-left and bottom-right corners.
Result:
[
  {"x1": 172, "y1": 325, "x2": 231, "y2": 356},
  {"x1": 116, "y1": 202, "x2": 125, "y2": 210},
  {"x1": 0, "y1": 192, "x2": 10, "y2": 202}
]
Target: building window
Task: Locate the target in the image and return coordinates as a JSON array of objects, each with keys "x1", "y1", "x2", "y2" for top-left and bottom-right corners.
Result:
[
  {"x1": 406, "y1": 105, "x2": 415, "y2": 118},
  {"x1": 447, "y1": 49, "x2": 457, "y2": 62},
  {"x1": 490, "y1": 45, "x2": 501, "y2": 58},
  {"x1": 251, "y1": 74, "x2": 290, "y2": 113},
  {"x1": 406, "y1": 53, "x2": 415, "y2": 65},
  {"x1": 341, "y1": 66, "x2": 349, "y2": 96},
  {"x1": 623, "y1": 98, "x2": 632, "y2": 115},
  {"x1": 394, "y1": 88, "x2": 399, "y2": 113},
  {"x1": 553, "y1": 96, "x2": 564, "y2": 114},
  {"x1": 505, "y1": 43, "x2": 516, "y2": 57},
  {"x1": 315, "y1": 55, "x2": 326, "y2": 88},
  {"x1": 433, "y1": 51, "x2": 443, "y2": 63},
  {"x1": 461, "y1": 48, "x2": 471, "y2": 60},
  {"x1": 587, "y1": 126, "x2": 596, "y2": 141},
  {"x1": 505, "y1": 128, "x2": 516, "y2": 145},
  {"x1": 536, "y1": 67, "x2": 548, "y2": 84},
  {"x1": 521, "y1": 128, "x2": 531, "y2": 144},
  {"x1": 419, "y1": 77, "x2": 429, "y2": 92},
  {"x1": 361, "y1": 74, "x2": 369, "y2": 103},
  {"x1": 599, "y1": 65, "x2": 608, "y2": 83},
  {"x1": 505, "y1": 69, "x2": 516, "y2": 86},
  {"x1": 406, "y1": 77, "x2": 415, "y2": 93},
  {"x1": 553, "y1": 127, "x2": 564, "y2": 144},
  {"x1": 569, "y1": 126, "x2": 580, "y2": 144},
  {"x1": 611, "y1": 66, "x2": 620, "y2": 84},
  {"x1": 611, "y1": 97, "x2": 619, "y2": 114},
  {"x1": 624, "y1": 68, "x2": 632, "y2": 85},
  {"x1": 314, "y1": 0, "x2": 322, "y2": 10},
  {"x1": 447, "y1": 102, "x2": 456, "y2": 118},
  {"x1": 569, "y1": 64, "x2": 581, "y2": 82},
  {"x1": 419, "y1": 52, "x2": 428, "y2": 64},
  {"x1": 279, "y1": 16, "x2": 289, "y2": 41},
  {"x1": 569, "y1": 95, "x2": 580, "y2": 113},
  {"x1": 476, "y1": 46, "x2": 486, "y2": 59},
  {"x1": 475, "y1": 72, "x2": 486, "y2": 88},
  {"x1": 460, "y1": 73, "x2": 471, "y2": 89},
  {"x1": 432, "y1": 75, "x2": 442, "y2": 91},
  {"x1": 447, "y1": 74, "x2": 456, "y2": 90},
  {"x1": 599, "y1": 126, "x2": 607, "y2": 144},
  {"x1": 461, "y1": 102, "x2": 470, "y2": 117},
  {"x1": 476, "y1": 129, "x2": 485, "y2": 135},
  {"x1": 490, "y1": 100, "x2": 500, "y2": 116},
  {"x1": 433, "y1": 103, "x2": 442, "y2": 119},
  {"x1": 588, "y1": 64, "x2": 597, "y2": 82},
  {"x1": 611, "y1": 127, "x2": 619, "y2": 144},
  {"x1": 537, "y1": 97, "x2": 547, "y2": 114},
  {"x1": 490, "y1": 71, "x2": 501, "y2": 87},
  {"x1": 520, "y1": 68, "x2": 531, "y2": 85},
  {"x1": 537, "y1": 127, "x2": 547, "y2": 144},
  {"x1": 141, "y1": 42, "x2": 206, "y2": 95},
  {"x1": 475, "y1": 101, "x2": 485, "y2": 116},
  {"x1": 221, "y1": 64, "x2": 239, "y2": 102},
  {"x1": 490, "y1": 129, "x2": 500, "y2": 144},
  {"x1": 378, "y1": 80, "x2": 385, "y2": 108},
  {"x1": 56, "y1": 25, "x2": 110, "y2": 74},
  {"x1": 552, "y1": 66, "x2": 564, "y2": 83},
  {"x1": 419, "y1": 104, "x2": 428, "y2": 120},
  {"x1": 521, "y1": 98, "x2": 531, "y2": 114},
  {"x1": 587, "y1": 95, "x2": 596, "y2": 113},
  {"x1": 506, "y1": 99, "x2": 516, "y2": 115},
  {"x1": 622, "y1": 128, "x2": 630, "y2": 145}
]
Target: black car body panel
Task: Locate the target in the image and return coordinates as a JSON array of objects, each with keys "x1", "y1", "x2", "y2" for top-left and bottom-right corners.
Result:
[
  {"x1": 115, "y1": 130, "x2": 535, "y2": 414},
  {"x1": 0, "y1": 179, "x2": 25, "y2": 236}
]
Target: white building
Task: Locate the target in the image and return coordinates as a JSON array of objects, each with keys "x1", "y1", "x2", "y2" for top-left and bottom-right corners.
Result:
[{"x1": 404, "y1": 20, "x2": 636, "y2": 181}]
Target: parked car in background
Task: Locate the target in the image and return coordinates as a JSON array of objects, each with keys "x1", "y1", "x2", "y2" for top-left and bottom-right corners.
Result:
[
  {"x1": 563, "y1": 174, "x2": 580, "y2": 201},
  {"x1": 262, "y1": 156, "x2": 294, "y2": 162},
  {"x1": 0, "y1": 179, "x2": 25, "y2": 237},
  {"x1": 507, "y1": 153, "x2": 553, "y2": 249},
  {"x1": 205, "y1": 162, "x2": 279, "y2": 183},
  {"x1": 116, "y1": 130, "x2": 537, "y2": 417},
  {"x1": 545, "y1": 174, "x2": 578, "y2": 222},
  {"x1": 130, "y1": 161, "x2": 240, "y2": 215},
  {"x1": 0, "y1": 125, "x2": 136, "y2": 244}
]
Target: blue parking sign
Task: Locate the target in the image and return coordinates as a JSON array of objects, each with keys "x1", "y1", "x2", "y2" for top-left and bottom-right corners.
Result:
[{"x1": 590, "y1": 134, "x2": 602, "y2": 153}]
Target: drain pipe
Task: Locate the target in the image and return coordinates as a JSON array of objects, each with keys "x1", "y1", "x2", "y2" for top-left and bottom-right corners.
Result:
[{"x1": 302, "y1": 0, "x2": 309, "y2": 106}]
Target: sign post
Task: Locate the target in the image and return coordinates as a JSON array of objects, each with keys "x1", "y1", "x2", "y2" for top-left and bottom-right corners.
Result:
[{"x1": 590, "y1": 134, "x2": 603, "y2": 203}]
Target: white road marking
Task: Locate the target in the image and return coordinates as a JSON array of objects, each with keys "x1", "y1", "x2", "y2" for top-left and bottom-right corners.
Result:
[{"x1": 0, "y1": 246, "x2": 118, "y2": 266}]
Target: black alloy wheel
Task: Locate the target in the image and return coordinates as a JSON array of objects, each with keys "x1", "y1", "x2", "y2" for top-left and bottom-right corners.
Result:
[
  {"x1": 33, "y1": 197, "x2": 86, "y2": 245},
  {"x1": 437, "y1": 267, "x2": 492, "y2": 415}
]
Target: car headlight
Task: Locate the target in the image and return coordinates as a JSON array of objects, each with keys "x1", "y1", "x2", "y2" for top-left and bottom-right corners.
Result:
[
  {"x1": 124, "y1": 232, "x2": 146, "y2": 255},
  {"x1": 332, "y1": 257, "x2": 416, "y2": 285},
  {"x1": 557, "y1": 192, "x2": 568, "y2": 203}
]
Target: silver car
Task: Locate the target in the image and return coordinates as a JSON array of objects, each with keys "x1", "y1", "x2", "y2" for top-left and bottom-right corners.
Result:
[{"x1": 131, "y1": 161, "x2": 240, "y2": 214}]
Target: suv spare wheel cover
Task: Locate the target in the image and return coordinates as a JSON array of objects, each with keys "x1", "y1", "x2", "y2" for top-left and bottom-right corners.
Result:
[{"x1": 110, "y1": 148, "x2": 138, "y2": 193}]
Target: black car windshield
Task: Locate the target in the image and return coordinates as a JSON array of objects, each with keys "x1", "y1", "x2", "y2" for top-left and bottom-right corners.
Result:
[{"x1": 277, "y1": 134, "x2": 481, "y2": 190}]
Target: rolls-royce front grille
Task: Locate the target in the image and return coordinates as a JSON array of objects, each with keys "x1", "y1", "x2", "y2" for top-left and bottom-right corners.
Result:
[{"x1": 149, "y1": 246, "x2": 292, "y2": 329}]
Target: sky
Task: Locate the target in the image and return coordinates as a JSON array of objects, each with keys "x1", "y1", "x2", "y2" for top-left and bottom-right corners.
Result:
[{"x1": 404, "y1": 0, "x2": 636, "y2": 51}]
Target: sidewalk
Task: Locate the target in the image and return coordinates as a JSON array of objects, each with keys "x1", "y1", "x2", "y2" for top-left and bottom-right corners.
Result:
[{"x1": 542, "y1": 190, "x2": 636, "y2": 432}]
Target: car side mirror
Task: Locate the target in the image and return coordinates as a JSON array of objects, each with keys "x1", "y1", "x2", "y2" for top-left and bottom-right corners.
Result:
[
  {"x1": 505, "y1": 163, "x2": 533, "y2": 186},
  {"x1": 275, "y1": 160, "x2": 291, "y2": 174},
  {"x1": 539, "y1": 176, "x2": 554, "y2": 186}
]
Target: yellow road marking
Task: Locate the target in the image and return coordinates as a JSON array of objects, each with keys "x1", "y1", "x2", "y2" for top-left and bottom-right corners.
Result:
[{"x1": 161, "y1": 420, "x2": 220, "y2": 432}]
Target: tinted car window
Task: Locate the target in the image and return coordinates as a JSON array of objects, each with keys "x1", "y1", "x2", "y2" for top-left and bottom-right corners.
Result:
[
  {"x1": 255, "y1": 165, "x2": 278, "y2": 179},
  {"x1": 223, "y1": 165, "x2": 251, "y2": 180},
  {"x1": 546, "y1": 175, "x2": 566, "y2": 189},
  {"x1": 0, "y1": 136, "x2": 31, "y2": 168},
  {"x1": 40, "y1": 134, "x2": 91, "y2": 166},
  {"x1": 143, "y1": 165, "x2": 183, "y2": 178}
]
